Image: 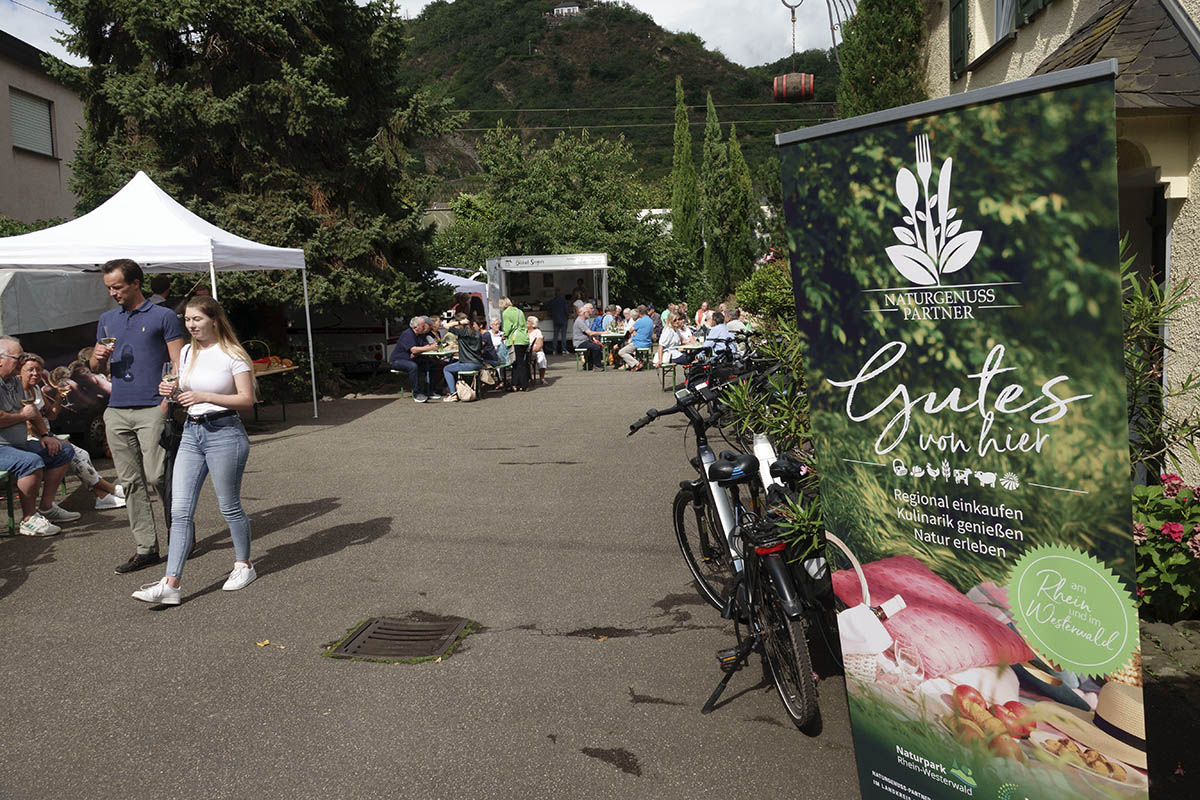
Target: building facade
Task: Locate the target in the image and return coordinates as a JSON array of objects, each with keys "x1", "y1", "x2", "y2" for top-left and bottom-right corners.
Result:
[
  {"x1": 0, "y1": 30, "x2": 83, "y2": 224},
  {"x1": 925, "y1": 0, "x2": 1200, "y2": 479}
]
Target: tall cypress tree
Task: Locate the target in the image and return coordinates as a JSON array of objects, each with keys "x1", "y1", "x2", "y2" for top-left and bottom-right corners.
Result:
[
  {"x1": 669, "y1": 76, "x2": 700, "y2": 263},
  {"x1": 699, "y1": 92, "x2": 727, "y2": 298},
  {"x1": 724, "y1": 124, "x2": 757, "y2": 295},
  {"x1": 836, "y1": 0, "x2": 927, "y2": 117}
]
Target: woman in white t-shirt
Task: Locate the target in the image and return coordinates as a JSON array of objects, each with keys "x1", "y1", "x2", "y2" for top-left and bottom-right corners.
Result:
[
  {"x1": 132, "y1": 297, "x2": 256, "y2": 606},
  {"x1": 526, "y1": 316, "x2": 547, "y2": 382}
]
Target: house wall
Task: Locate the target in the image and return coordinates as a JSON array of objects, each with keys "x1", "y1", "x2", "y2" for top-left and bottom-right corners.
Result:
[
  {"x1": 923, "y1": 0, "x2": 1200, "y2": 479},
  {"x1": 0, "y1": 49, "x2": 83, "y2": 223}
]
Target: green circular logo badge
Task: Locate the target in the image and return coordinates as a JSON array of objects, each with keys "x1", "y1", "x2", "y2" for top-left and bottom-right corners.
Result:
[{"x1": 1007, "y1": 545, "x2": 1138, "y2": 679}]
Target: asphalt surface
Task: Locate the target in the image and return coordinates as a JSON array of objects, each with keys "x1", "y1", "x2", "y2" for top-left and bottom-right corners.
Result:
[{"x1": 0, "y1": 354, "x2": 859, "y2": 800}]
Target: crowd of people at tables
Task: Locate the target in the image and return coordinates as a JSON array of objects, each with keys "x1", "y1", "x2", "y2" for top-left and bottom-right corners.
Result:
[{"x1": 389, "y1": 293, "x2": 747, "y2": 402}]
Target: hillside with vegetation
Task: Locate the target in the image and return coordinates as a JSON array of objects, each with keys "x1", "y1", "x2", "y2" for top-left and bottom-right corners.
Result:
[{"x1": 404, "y1": 0, "x2": 839, "y2": 191}]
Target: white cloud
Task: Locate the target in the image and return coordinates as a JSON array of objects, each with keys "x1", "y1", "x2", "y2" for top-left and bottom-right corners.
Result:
[{"x1": 0, "y1": 0, "x2": 87, "y2": 65}]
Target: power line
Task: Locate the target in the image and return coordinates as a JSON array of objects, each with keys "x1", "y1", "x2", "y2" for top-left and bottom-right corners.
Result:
[
  {"x1": 457, "y1": 117, "x2": 837, "y2": 133},
  {"x1": 453, "y1": 101, "x2": 838, "y2": 113},
  {"x1": 6, "y1": 0, "x2": 65, "y2": 23}
]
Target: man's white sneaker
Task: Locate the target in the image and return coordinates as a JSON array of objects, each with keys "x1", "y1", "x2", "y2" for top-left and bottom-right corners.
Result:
[
  {"x1": 18, "y1": 513, "x2": 61, "y2": 537},
  {"x1": 222, "y1": 562, "x2": 257, "y2": 591},
  {"x1": 40, "y1": 502, "x2": 81, "y2": 523},
  {"x1": 132, "y1": 578, "x2": 181, "y2": 605},
  {"x1": 413, "y1": 393, "x2": 428, "y2": 403},
  {"x1": 114, "y1": 484, "x2": 126, "y2": 499},
  {"x1": 95, "y1": 492, "x2": 127, "y2": 510}
]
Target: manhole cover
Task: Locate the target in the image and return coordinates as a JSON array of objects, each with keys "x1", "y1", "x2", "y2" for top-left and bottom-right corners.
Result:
[{"x1": 329, "y1": 616, "x2": 468, "y2": 661}]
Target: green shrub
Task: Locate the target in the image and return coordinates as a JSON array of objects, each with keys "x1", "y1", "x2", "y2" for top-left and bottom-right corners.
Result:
[
  {"x1": 734, "y1": 258, "x2": 794, "y2": 322},
  {"x1": 1132, "y1": 475, "x2": 1200, "y2": 621}
]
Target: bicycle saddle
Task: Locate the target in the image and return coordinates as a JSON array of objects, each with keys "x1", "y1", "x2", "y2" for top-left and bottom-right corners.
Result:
[
  {"x1": 708, "y1": 451, "x2": 759, "y2": 485},
  {"x1": 769, "y1": 453, "x2": 808, "y2": 480}
]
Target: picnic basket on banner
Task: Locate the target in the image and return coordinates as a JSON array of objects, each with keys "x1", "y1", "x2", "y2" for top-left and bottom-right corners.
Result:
[{"x1": 823, "y1": 530, "x2": 902, "y2": 683}]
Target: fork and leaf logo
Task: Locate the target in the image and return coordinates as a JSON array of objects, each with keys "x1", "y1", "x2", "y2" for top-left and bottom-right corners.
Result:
[{"x1": 888, "y1": 134, "x2": 982, "y2": 287}]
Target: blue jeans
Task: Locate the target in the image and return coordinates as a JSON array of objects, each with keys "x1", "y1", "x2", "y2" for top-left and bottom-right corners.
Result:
[
  {"x1": 551, "y1": 320, "x2": 567, "y2": 353},
  {"x1": 166, "y1": 416, "x2": 250, "y2": 579},
  {"x1": 444, "y1": 361, "x2": 483, "y2": 394},
  {"x1": 391, "y1": 358, "x2": 434, "y2": 395}
]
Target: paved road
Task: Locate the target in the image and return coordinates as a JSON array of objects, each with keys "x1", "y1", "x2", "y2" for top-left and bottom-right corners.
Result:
[{"x1": 0, "y1": 355, "x2": 859, "y2": 800}]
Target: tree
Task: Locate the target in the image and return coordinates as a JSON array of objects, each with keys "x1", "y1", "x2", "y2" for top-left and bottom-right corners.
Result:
[
  {"x1": 724, "y1": 124, "x2": 757, "y2": 293},
  {"x1": 431, "y1": 124, "x2": 686, "y2": 305},
  {"x1": 836, "y1": 0, "x2": 927, "y2": 118},
  {"x1": 699, "y1": 92, "x2": 727, "y2": 298},
  {"x1": 49, "y1": 0, "x2": 463, "y2": 318},
  {"x1": 669, "y1": 76, "x2": 700, "y2": 263}
]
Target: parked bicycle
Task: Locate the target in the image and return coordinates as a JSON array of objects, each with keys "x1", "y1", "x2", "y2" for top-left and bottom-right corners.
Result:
[{"x1": 628, "y1": 371, "x2": 827, "y2": 729}]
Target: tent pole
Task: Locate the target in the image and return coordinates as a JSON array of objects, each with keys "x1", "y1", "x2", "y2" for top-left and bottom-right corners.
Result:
[
  {"x1": 301, "y1": 266, "x2": 318, "y2": 418},
  {"x1": 209, "y1": 260, "x2": 218, "y2": 301}
]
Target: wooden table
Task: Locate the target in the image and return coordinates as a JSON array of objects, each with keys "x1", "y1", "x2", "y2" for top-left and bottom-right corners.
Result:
[
  {"x1": 599, "y1": 332, "x2": 626, "y2": 366},
  {"x1": 253, "y1": 365, "x2": 299, "y2": 421}
]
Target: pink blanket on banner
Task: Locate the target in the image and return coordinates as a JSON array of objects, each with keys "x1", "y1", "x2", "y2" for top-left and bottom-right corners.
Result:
[{"x1": 832, "y1": 555, "x2": 1035, "y2": 677}]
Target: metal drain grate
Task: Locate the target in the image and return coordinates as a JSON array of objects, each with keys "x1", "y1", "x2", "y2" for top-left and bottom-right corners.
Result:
[{"x1": 330, "y1": 617, "x2": 468, "y2": 660}]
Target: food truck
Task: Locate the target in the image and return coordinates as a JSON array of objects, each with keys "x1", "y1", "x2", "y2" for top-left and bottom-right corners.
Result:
[{"x1": 485, "y1": 253, "x2": 609, "y2": 333}]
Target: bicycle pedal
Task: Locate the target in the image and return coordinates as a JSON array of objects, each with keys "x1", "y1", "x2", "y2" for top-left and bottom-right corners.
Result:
[{"x1": 716, "y1": 647, "x2": 740, "y2": 665}]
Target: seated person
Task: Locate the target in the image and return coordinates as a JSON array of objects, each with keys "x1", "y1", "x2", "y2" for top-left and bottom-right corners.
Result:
[
  {"x1": 704, "y1": 311, "x2": 737, "y2": 358},
  {"x1": 725, "y1": 307, "x2": 748, "y2": 334},
  {"x1": 655, "y1": 314, "x2": 697, "y2": 367},
  {"x1": 573, "y1": 304, "x2": 604, "y2": 369},
  {"x1": 0, "y1": 337, "x2": 79, "y2": 536},
  {"x1": 442, "y1": 314, "x2": 486, "y2": 402},
  {"x1": 388, "y1": 316, "x2": 442, "y2": 402},
  {"x1": 527, "y1": 316, "x2": 547, "y2": 382},
  {"x1": 618, "y1": 308, "x2": 654, "y2": 370},
  {"x1": 22, "y1": 355, "x2": 124, "y2": 510},
  {"x1": 487, "y1": 315, "x2": 509, "y2": 365}
]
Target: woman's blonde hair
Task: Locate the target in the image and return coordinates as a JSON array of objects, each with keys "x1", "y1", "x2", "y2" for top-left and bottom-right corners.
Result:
[
  {"x1": 498, "y1": 296, "x2": 512, "y2": 310},
  {"x1": 183, "y1": 297, "x2": 257, "y2": 399}
]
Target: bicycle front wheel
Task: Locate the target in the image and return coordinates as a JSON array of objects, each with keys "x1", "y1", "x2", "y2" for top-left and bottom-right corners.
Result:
[
  {"x1": 757, "y1": 573, "x2": 818, "y2": 728},
  {"x1": 673, "y1": 488, "x2": 736, "y2": 610}
]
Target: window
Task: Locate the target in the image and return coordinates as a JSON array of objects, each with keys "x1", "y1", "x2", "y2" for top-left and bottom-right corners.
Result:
[
  {"x1": 951, "y1": 0, "x2": 1048, "y2": 80},
  {"x1": 9, "y1": 88, "x2": 54, "y2": 157}
]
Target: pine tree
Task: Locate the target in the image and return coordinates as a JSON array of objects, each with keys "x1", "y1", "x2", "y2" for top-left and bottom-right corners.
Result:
[
  {"x1": 669, "y1": 76, "x2": 700, "y2": 264},
  {"x1": 836, "y1": 0, "x2": 927, "y2": 118},
  {"x1": 48, "y1": 0, "x2": 464, "y2": 317},
  {"x1": 699, "y1": 92, "x2": 728, "y2": 298}
]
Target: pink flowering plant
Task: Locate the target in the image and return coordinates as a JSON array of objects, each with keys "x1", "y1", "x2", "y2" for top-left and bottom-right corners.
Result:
[{"x1": 1132, "y1": 474, "x2": 1200, "y2": 621}]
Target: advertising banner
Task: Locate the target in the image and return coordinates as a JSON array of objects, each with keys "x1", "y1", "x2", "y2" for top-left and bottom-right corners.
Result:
[{"x1": 777, "y1": 64, "x2": 1147, "y2": 800}]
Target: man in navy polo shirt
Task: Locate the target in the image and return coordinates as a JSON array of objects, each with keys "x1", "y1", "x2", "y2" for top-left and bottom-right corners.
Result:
[{"x1": 91, "y1": 259, "x2": 185, "y2": 574}]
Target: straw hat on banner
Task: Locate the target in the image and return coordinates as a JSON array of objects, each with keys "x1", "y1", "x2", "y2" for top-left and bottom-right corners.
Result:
[{"x1": 1034, "y1": 681, "x2": 1147, "y2": 770}]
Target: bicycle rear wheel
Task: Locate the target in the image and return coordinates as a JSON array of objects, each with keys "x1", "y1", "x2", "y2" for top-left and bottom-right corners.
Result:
[
  {"x1": 673, "y1": 488, "x2": 736, "y2": 610},
  {"x1": 756, "y1": 573, "x2": 818, "y2": 728}
]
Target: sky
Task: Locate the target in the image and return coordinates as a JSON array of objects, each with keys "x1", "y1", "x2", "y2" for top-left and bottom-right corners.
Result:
[{"x1": 2, "y1": 0, "x2": 840, "y2": 69}]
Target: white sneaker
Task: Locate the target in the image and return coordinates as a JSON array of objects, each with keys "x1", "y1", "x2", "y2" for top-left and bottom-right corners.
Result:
[
  {"x1": 40, "y1": 502, "x2": 81, "y2": 523},
  {"x1": 132, "y1": 577, "x2": 181, "y2": 605},
  {"x1": 18, "y1": 513, "x2": 61, "y2": 537},
  {"x1": 428, "y1": 393, "x2": 443, "y2": 401},
  {"x1": 95, "y1": 492, "x2": 127, "y2": 510},
  {"x1": 443, "y1": 394, "x2": 458, "y2": 402},
  {"x1": 222, "y1": 562, "x2": 257, "y2": 591},
  {"x1": 114, "y1": 484, "x2": 126, "y2": 499},
  {"x1": 414, "y1": 393, "x2": 428, "y2": 404}
]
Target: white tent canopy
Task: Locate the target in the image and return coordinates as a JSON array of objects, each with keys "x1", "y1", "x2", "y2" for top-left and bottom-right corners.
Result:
[
  {"x1": 434, "y1": 269, "x2": 489, "y2": 309},
  {"x1": 0, "y1": 171, "x2": 318, "y2": 417}
]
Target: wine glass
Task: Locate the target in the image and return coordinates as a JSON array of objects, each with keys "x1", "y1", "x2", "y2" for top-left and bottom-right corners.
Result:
[
  {"x1": 893, "y1": 642, "x2": 924, "y2": 692},
  {"x1": 99, "y1": 325, "x2": 117, "y2": 348},
  {"x1": 161, "y1": 362, "x2": 179, "y2": 400},
  {"x1": 56, "y1": 379, "x2": 73, "y2": 409}
]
